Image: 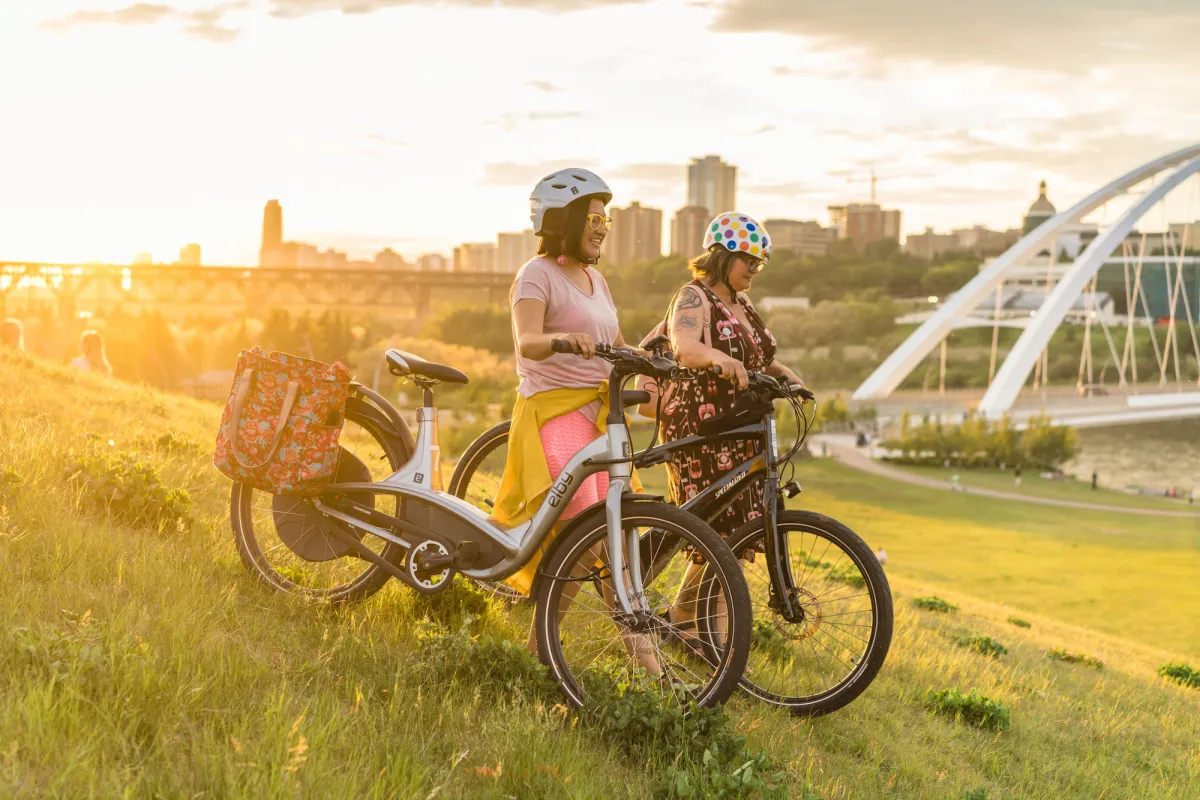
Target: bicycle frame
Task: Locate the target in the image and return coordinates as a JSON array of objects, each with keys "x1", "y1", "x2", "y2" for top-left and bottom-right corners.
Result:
[
  {"x1": 636, "y1": 407, "x2": 804, "y2": 622},
  {"x1": 311, "y1": 375, "x2": 649, "y2": 615}
]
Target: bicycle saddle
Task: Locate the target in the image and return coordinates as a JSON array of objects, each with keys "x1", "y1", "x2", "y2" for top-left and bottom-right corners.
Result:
[{"x1": 386, "y1": 349, "x2": 469, "y2": 384}]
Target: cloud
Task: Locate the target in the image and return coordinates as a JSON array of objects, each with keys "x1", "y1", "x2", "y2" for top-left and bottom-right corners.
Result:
[
  {"x1": 529, "y1": 80, "x2": 563, "y2": 93},
  {"x1": 927, "y1": 120, "x2": 1196, "y2": 182},
  {"x1": 485, "y1": 111, "x2": 584, "y2": 131},
  {"x1": 42, "y1": 3, "x2": 173, "y2": 30},
  {"x1": 607, "y1": 163, "x2": 682, "y2": 182},
  {"x1": 714, "y1": 0, "x2": 1200, "y2": 72},
  {"x1": 482, "y1": 161, "x2": 597, "y2": 186},
  {"x1": 267, "y1": 0, "x2": 641, "y2": 17},
  {"x1": 749, "y1": 125, "x2": 775, "y2": 136},
  {"x1": 42, "y1": 2, "x2": 246, "y2": 42}
]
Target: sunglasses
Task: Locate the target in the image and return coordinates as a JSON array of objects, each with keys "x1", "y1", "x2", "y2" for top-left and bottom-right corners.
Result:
[
  {"x1": 586, "y1": 213, "x2": 613, "y2": 232},
  {"x1": 739, "y1": 254, "x2": 766, "y2": 273}
]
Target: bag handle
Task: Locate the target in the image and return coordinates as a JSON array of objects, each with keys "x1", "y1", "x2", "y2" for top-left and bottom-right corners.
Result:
[{"x1": 228, "y1": 368, "x2": 301, "y2": 470}]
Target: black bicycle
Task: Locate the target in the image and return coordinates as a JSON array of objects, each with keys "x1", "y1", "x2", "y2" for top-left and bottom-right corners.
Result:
[{"x1": 448, "y1": 338, "x2": 893, "y2": 716}]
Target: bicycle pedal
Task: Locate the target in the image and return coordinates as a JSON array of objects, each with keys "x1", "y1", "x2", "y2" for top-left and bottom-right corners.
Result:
[{"x1": 453, "y1": 540, "x2": 480, "y2": 568}]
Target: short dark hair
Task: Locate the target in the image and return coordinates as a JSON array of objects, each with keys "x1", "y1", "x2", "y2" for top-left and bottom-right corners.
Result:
[
  {"x1": 538, "y1": 195, "x2": 596, "y2": 259},
  {"x1": 688, "y1": 246, "x2": 739, "y2": 285}
]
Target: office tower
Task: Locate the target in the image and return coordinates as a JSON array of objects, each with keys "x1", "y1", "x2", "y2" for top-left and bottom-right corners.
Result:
[{"x1": 687, "y1": 155, "x2": 736, "y2": 216}]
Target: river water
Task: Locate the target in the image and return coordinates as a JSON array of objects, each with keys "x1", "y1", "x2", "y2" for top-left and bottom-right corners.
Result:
[{"x1": 1066, "y1": 420, "x2": 1200, "y2": 493}]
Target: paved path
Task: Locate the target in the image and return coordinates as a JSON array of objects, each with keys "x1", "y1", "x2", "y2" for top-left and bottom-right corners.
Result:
[{"x1": 811, "y1": 435, "x2": 1200, "y2": 520}]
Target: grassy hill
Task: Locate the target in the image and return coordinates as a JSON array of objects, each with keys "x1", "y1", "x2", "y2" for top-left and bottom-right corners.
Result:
[{"x1": 1, "y1": 348, "x2": 1197, "y2": 798}]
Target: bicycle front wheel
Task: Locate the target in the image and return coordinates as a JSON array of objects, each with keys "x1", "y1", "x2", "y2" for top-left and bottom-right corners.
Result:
[
  {"x1": 724, "y1": 510, "x2": 893, "y2": 716},
  {"x1": 534, "y1": 500, "x2": 752, "y2": 710}
]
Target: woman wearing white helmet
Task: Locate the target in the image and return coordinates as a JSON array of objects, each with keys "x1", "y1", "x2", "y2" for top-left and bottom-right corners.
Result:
[
  {"x1": 656, "y1": 212, "x2": 804, "y2": 650},
  {"x1": 491, "y1": 168, "x2": 655, "y2": 667}
]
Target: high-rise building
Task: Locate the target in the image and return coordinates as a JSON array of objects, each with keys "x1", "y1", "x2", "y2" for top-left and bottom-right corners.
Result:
[
  {"x1": 608, "y1": 202, "x2": 663, "y2": 267},
  {"x1": 827, "y1": 203, "x2": 903, "y2": 253},
  {"x1": 260, "y1": 200, "x2": 283, "y2": 265},
  {"x1": 454, "y1": 242, "x2": 497, "y2": 273},
  {"x1": 496, "y1": 230, "x2": 539, "y2": 273},
  {"x1": 671, "y1": 205, "x2": 711, "y2": 259},
  {"x1": 178, "y1": 243, "x2": 201, "y2": 266},
  {"x1": 761, "y1": 219, "x2": 836, "y2": 258},
  {"x1": 687, "y1": 156, "x2": 736, "y2": 217}
]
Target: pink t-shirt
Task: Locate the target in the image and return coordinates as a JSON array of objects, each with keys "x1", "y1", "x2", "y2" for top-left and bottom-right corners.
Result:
[{"x1": 511, "y1": 257, "x2": 620, "y2": 398}]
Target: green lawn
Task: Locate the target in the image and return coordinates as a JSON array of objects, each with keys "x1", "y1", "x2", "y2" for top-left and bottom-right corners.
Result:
[
  {"x1": 2, "y1": 349, "x2": 1198, "y2": 798},
  {"x1": 889, "y1": 462, "x2": 1197, "y2": 511}
]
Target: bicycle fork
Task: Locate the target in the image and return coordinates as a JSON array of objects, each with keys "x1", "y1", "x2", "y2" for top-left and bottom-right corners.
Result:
[
  {"x1": 763, "y1": 416, "x2": 804, "y2": 624},
  {"x1": 602, "y1": 425, "x2": 647, "y2": 621}
]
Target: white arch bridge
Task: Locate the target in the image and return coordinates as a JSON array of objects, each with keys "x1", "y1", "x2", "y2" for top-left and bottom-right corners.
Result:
[{"x1": 853, "y1": 143, "x2": 1200, "y2": 429}]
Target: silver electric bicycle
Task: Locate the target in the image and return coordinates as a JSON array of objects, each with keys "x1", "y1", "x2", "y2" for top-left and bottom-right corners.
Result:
[{"x1": 229, "y1": 340, "x2": 753, "y2": 708}]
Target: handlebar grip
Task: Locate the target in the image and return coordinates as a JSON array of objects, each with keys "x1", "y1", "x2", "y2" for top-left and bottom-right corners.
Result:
[
  {"x1": 549, "y1": 338, "x2": 575, "y2": 354},
  {"x1": 795, "y1": 386, "x2": 815, "y2": 401}
]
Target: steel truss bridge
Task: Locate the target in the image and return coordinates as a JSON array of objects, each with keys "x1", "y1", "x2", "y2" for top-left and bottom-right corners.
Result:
[
  {"x1": 854, "y1": 143, "x2": 1200, "y2": 428},
  {"x1": 0, "y1": 262, "x2": 511, "y2": 320}
]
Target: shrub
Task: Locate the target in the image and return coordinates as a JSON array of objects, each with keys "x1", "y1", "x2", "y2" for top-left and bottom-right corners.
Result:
[
  {"x1": 751, "y1": 619, "x2": 792, "y2": 664},
  {"x1": 1157, "y1": 662, "x2": 1200, "y2": 689},
  {"x1": 412, "y1": 577, "x2": 493, "y2": 630},
  {"x1": 414, "y1": 617, "x2": 555, "y2": 697},
  {"x1": 64, "y1": 443, "x2": 192, "y2": 532},
  {"x1": 1007, "y1": 617, "x2": 1031, "y2": 629},
  {"x1": 956, "y1": 634, "x2": 1008, "y2": 658},
  {"x1": 826, "y1": 563, "x2": 866, "y2": 589},
  {"x1": 578, "y1": 664, "x2": 788, "y2": 799},
  {"x1": 926, "y1": 688, "x2": 1011, "y2": 731},
  {"x1": 0, "y1": 467, "x2": 21, "y2": 497},
  {"x1": 912, "y1": 596, "x2": 958, "y2": 614},
  {"x1": 1046, "y1": 648, "x2": 1104, "y2": 669}
]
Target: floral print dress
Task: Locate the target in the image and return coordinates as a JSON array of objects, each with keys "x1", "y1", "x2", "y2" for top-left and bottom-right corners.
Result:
[{"x1": 660, "y1": 280, "x2": 778, "y2": 542}]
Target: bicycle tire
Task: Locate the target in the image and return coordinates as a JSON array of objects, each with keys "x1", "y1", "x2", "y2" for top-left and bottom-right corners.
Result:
[
  {"x1": 534, "y1": 499, "x2": 752, "y2": 710},
  {"x1": 722, "y1": 510, "x2": 893, "y2": 716},
  {"x1": 229, "y1": 405, "x2": 409, "y2": 604},
  {"x1": 446, "y1": 421, "x2": 526, "y2": 603}
]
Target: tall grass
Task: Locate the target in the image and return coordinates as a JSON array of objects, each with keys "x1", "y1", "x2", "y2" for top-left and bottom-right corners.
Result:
[{"x1": 1, "y1": 349, "x2": 1198, "y2": 797}]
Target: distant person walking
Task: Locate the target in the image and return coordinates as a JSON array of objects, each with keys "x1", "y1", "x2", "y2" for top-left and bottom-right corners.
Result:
[
  {"x1": 0, "y1": 318, "x2": 23, "y2": 350},
  {"x1": 1014, "y1": 464, "x2": 1022, "y2": 486},
  {"x1": 69, "y1": 330, "x2": 112, "y2": 377},
  {"x1": 1091, "y1": 470, "x2": 1098, "y2": 490}
]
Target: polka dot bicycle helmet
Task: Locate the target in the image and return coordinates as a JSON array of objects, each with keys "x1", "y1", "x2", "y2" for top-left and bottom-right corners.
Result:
[{"x1": 703, "y1": 212, "x2": 771, "y2": 261}]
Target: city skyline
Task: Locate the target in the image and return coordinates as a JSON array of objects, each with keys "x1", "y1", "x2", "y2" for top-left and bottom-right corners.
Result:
[{"x1": 2, "y1": 1, "x2": 1198, "y2": 265}]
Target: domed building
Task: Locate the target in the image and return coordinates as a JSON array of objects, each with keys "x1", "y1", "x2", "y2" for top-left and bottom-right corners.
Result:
[{"x1": 1022, "y1": 180, "x2": 1056, "y2": 234}]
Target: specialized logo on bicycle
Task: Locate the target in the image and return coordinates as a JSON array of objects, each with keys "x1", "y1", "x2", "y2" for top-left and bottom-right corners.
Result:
[
  {"x1": 713, "y1": 469, "x2": 748, "y2": 499},
  {"x1": 546, "y1": 473, "x2": 575, "y2": 507}
]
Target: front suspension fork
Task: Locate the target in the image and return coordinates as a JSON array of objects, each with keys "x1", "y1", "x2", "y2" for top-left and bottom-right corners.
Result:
[{"x1": 763, "y1": 467, "x2": 804, "y2": 623}]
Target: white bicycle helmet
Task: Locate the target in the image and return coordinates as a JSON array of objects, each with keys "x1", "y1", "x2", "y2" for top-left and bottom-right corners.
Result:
[
  {"x1": 703, "y1": 212, "x2": 772, "y2": 261},
  {"x1": 530, "y1": 168, "x2": 613, "y2": 236}
]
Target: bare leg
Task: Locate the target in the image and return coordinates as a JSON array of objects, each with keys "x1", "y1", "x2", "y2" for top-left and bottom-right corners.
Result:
[
  {"x1": 529, "y1": 535, "x2": 660, "y2": 674},
  {"x1": 670, "y1": 559, "x2": 728, "y2": 642}
]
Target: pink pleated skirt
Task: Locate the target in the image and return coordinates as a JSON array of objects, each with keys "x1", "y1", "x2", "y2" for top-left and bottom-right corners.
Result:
[{"x1": 539, "y1": 409, "x2": 609, "y2": 518}]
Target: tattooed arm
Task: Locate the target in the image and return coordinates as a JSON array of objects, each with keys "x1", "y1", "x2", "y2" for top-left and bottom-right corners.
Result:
[{"x1": 668, "y1": 285, "x2": 749, "y2": 388}]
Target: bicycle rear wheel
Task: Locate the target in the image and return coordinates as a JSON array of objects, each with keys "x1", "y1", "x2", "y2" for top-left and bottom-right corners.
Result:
[
  {"x1": 446, "y1": 421, "x2": 525, "y2": 603},
  {"x1": 720, "y1": 510, "x2": 893, "y2": 716},
  {"x1": 534, "y1": 500, "x2": 752, "y2": 710},
  {"x1": 230, "y1": 403, "x2": 408, "y2": 604}
]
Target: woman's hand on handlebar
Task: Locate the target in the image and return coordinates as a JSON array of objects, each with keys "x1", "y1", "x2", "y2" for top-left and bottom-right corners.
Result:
[
  {"x1": 710, "y1": 353, "x2": 749, "y2": 390},
  {"x1": 549, "y1": 333, "x2": 597, "y2": 359}
]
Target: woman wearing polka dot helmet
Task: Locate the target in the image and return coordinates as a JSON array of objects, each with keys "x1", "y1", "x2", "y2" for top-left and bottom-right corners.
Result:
[{"x1": 648, "y1": 211, "x2": 805, "y2": 650}]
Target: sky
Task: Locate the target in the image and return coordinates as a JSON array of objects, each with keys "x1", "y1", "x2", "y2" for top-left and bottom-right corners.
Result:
[{"x1": 1, "y1": 0, "x2": 1199, "y2": 265}]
